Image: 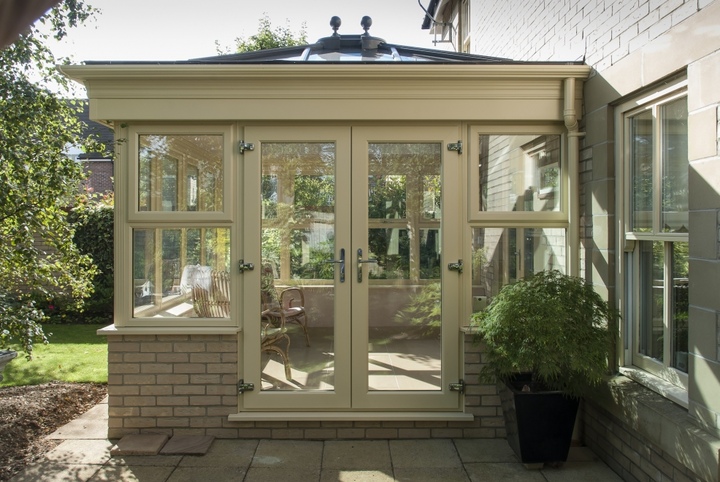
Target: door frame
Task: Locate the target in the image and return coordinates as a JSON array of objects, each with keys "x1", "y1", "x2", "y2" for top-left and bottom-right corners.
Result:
[{"x1": 239, "y1": 124, "x2": 464, "y2": 413}]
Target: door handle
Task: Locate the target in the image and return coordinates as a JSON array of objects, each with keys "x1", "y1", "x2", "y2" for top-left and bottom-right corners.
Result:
[
  {"x1": 356, "y1": 248, "x2": 378, "y2": 283},
  {"x1": 323, "y1": 248, "x2": 345, "y2": 283}
]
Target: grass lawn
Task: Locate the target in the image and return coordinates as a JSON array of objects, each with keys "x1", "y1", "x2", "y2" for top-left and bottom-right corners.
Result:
[{"x1": 0, "y1": 324, "x2": 107, "y2": 387}]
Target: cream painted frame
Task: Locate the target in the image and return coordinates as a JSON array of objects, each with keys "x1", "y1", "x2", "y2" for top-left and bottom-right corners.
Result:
[
  {"x1": 467, "y1": 125, "x2": 569, "y2": 226},
  {"x1": 126, "y1": 124, "x2": 235, "y2": 223},
  {"x1": 240, "y1": 126, "x2": 353, "y2": 410},
  {"x1": 615, "y1": 78, "x2": 689, "y2": 396},
  {"x1": 117, "y1": 123, "x2": 237, "y2": 328}
]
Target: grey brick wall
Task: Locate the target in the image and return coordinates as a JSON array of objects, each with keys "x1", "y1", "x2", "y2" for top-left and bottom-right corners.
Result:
[
  {"x1": 469, "y1": 0, "x2": 705, "y2": 66},
  {"x1": 584, "y1": 401, "x2": 702, "y2": 482},
  {"x1": 105, "y1": 332, "x2": 505, "y2": 440}
]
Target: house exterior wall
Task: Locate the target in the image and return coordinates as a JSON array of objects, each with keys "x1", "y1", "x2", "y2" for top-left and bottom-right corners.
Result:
[{"x1": 462, "y1": 0, "x2": 720, "y2": 479}]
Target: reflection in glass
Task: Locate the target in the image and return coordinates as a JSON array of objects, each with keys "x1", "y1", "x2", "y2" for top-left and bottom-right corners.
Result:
[
  {"x1": 132, "y1": 227, "x2": 230, "y2": 318},
  {"x1": 631, "y1": 110, "x2": 653, "y2": 232},
  {"x1": 260, "y1": 142, "x2": 336, "y2": 391},
  {"x1": 671, "y1": 242, "x2": 689, "y2": 373},
  {"x1": 138, "y1": 135, "x2": 223, "y2": 212},
  {"x1": 477, "y1": 134, "x2": 561, "y2": 212},
  {"x1": 661, "y1": 98, "x2": 688, "y2": 233},
  {"x1": 639, "y1": 241, "x2": 664, "y2": 361},
  {"x1": 368, "y1": 143, "x2": 442, "y2": 391},
  {"x1": 470, "y1": 227, "x2": 566, "y2": 313}
]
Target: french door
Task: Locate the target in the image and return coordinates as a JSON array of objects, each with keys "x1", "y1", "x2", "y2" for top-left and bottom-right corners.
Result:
[{"x1": 241, "y1": 125, "x2": 462, "y2": 412}]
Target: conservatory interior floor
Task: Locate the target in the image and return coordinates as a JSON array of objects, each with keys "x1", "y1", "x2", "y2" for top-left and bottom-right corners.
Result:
[{"x1": 261, "y1": 327, "x2": 442, "y2": 391}]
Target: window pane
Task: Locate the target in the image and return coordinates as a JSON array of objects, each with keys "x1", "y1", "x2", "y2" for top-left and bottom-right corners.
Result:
[
  {"x1": 138, "y1": 135, "x2": 224, "y2": 212},
  {"x1": 478, "y1": 134, "x2": 561, "y2": 212},
  {"x1": 631, "y1": 110, "x2": 654, "y2": 232},
  {"x1": 470, "y1": 227, "x2": 566, "y2": 313},
  {"x1": 672, "y1": 242, "x2": 689, "y2": 373},
  {"x1": 661, "y1": 98, "x2": 689, "y2": 233},
  {"x1": 638, "y1": 241, "x2": 664, "y2": 361},
  {"x1": 133, "y1": 227, "x2": 230, "y2": 318}
]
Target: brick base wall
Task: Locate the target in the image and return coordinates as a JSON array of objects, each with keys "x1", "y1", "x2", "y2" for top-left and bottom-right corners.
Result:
[
  {"x1": 105, "y1": 332, "x2": 505, "y2": 440},
  {"x1": 584, "y1": 401, "x2": 702, "y2": 482}
]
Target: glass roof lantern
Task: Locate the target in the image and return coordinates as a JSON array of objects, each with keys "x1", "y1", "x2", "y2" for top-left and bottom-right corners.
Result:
[{"x1": 192, "y1": 16, "x2": 511, "y2": 64}]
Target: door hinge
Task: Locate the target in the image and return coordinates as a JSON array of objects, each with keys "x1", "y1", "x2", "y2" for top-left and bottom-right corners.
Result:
[
  {"x1": 239, "y1": 141, "x2": 255, "y2": 154},
  {"x1": 447, "y1": 141, "x2": 462, "y2": 154},
  {"x1": 449, "y1": 379, "x2": 465, "y2": 393},
  {"x1": 238, "y1": 380, "x2": 255, "y2": 394}
]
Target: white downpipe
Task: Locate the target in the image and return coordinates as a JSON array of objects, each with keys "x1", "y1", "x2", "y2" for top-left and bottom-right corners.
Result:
[{"x1": 564, "y1": 78, "x2": 585, "y2": 278}]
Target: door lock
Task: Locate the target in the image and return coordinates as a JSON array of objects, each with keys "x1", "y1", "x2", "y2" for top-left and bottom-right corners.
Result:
[{"x1": 448, "y1": 259, "x2": 463, "y2": 273}]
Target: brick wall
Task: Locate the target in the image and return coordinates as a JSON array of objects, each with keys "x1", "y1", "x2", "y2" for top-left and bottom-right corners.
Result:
[
  {"x1": 81, "y1": 160, "x2": 113, "y2": 195},
  {"x1": 584, "y1": 401, "x2": 702, "y2": 482},
  {"x1": 469, "y1": 0, "x2": 707, "y2": 65},
  {"x1": 105, "y1": 332, "x2": 506, "y2": 440}
]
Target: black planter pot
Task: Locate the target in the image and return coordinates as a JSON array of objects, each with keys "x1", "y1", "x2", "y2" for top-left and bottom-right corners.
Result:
[{"x1": 499, "y1": 373, "x2": 580, "y2": 465}]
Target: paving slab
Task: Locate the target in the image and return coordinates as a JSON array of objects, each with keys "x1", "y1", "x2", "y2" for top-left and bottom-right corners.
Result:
[
  {"x1": 389, "y1": 439, "x2": 461, "y2": 468},
  {"x1": 251, "y1": 439, "x2": 323, "y2": 469},
  {"x1": 160, "y1": 435, "x2": 214, "y2": 455},
  {"x1": 393, "y1": 466, "x2": 470, "y2": 482},
  {"x1": 9, "y1": 461, "x2": 101, "y2": 482},
  {"x1": 88, "y1": 464, "x2": 176, "y2": 482},
  {"x1": 47, "y1": 403, "x2": 109, "y2": 440},
  {"x1": 464, "y1": 462, "x2": 547, "y2": 481},
  {"x1": 322, "y1": 440, "x2": 392, "y2": 471},
  {"x1": 320, "y1": 469, "x2": 395, "y2": 482},
  {"x1": 177, "y1": 439, "x2": 258, "y2": 468},
  {"x1": 110, "y1": 434, "x2": 169, "y2": 456},
  {"x1": 43, "y1": 439, "x2": 114, "y2": 465},
  {"x1": 244, "y1": 466, "x2": 321, "y2": 482},
  {"x1": 166, "y1": 466, "x2": 249, "y2": 482},
  {"x1": 453, "y1": 438, "x2": 519, "y2": 463}
]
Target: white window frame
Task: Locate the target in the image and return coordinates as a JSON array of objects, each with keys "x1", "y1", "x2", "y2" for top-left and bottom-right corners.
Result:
[{"x1": 616, "y1": 78, "x2": 689, "y2": 398}]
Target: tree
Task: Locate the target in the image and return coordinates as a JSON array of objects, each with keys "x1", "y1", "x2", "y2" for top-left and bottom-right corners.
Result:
[
  {"x1": 218, "y1": 14, "x2": 307, "y2": 54},
  {"x1": 0, "y1": 1, "x2": 100, "y2": 358}
]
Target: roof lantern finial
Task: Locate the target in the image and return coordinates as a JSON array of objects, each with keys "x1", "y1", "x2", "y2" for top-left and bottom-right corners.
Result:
[
  {"x1": 330, "y1": 16, "x2": 341, "y2": 37},
  {"x1": 361, "y1": 16, "x2": 372, "y2": 36}
]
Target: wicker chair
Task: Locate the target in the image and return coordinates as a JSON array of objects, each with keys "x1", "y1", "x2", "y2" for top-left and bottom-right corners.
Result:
[
  {"x1": 191, "y1": 269, "x2": 230, "y2": 318},
  {"x1": 260, "y1": 262, "x2": 310, "y2": 346}
]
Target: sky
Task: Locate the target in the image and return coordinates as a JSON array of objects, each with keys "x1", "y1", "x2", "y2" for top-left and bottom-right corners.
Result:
[{"x1": 48, "y1": 0, "x2": 447, "y2": 63}]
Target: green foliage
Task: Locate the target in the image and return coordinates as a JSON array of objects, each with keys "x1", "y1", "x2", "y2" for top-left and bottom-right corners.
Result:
[
  {"x1": 394, "y1": 283, "x2": 442, "y2": 336},
  {"x1": 0, "y1": 1, "x2": 100, "y2": 355},
  {"x1": 0, "y1": 293, "x2": 48, "y2": 360},
  {"x1": 222, "y1": 14, "x2": 307, "y2": 54},
  {"x1": 471, "y1": 270, "x2": 617, "y2": 398},
  {"x1": 0, "y1": 324, "x2": 107, "y2": 387}
]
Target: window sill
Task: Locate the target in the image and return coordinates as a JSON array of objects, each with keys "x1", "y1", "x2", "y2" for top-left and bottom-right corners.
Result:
[
  {"x1": 97, "y1": 324, "x2": 241, "y2": 336},
  {"x1": 620, "y1": 367, "x2": 688, "y2": 409}
]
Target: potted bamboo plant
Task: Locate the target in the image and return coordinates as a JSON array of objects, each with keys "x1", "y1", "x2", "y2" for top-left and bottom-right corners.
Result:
[{"x1": 471, "y1": 270, "x2": 616, "y2": 465}]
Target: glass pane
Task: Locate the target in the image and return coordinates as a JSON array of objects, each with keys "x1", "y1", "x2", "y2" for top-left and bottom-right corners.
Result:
[
  {"x1": 132, "y1": 227, "x2": 230, "y2": 318},
  {"x1": 631, "y1": 110, "x2": 654, "y2": 232},
  {"x1": 638, "y1": 241, "x2": 664, "y2": 361},
  {"x1": 477, "y1": 134, "x2": 561, "y2": 212},
  {"x1": 661, "y1": 98, "x2": 689, "y2": 233},
  {"x1": 672, "y1": 242, "x2": 689, "y2": 373},
  {"x1": 138, "y1": 135, "x2": 223, "y2": 212},
  {"x1": 470, "y1": 227, "x2": 566, "y2": 313},
  {"x1": 261, "y1": 142, "x2": 336, "y2": 391},
  {"x1": 367, "y1": 143, "x2": 442, "y2": 391}
]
